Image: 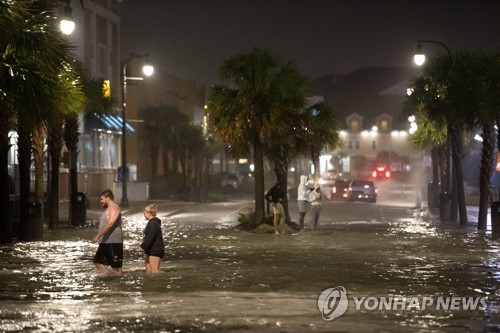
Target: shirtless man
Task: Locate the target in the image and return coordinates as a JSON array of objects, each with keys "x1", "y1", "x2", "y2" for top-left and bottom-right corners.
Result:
[{"x1": 91, "y1": 189, "x2": 123, "y2": 275}]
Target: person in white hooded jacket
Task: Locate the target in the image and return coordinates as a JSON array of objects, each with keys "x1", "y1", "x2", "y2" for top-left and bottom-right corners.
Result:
[{"x1": 297, "y1": 175, "x2": 311, "y2": 230}]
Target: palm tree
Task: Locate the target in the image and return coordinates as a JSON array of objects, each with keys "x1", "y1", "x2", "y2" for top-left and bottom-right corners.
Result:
[
  {"x1": 301, "y1": 102, "x2": 340, "y2": 184},
  {"x1": 209, "y1": 47, "x2": 308, "y2": 224},
  {"x1": 475, "y1": 52, "x2": 500, "y2": 229},
  {"x1": 265, "y1": 101, "x2": 340, "y2": 223},
  {"x1": 141, "y1": 106, "x2": 165, "y2": 179},
  {"x1": 141, "y1": 105, "x2": 189, "y2": 177},
  {"x1": 24, "y1": 60, "x2": 82, "y2": 231},
  {"x1": 0, "y1": 0, "x2": 24, "y2": 243},
  {"x1": 0, "y1": 1, "x2": 77, "y2": 241},
  {"x1": 173, "y1": 123, "x2": 206, "y2": 201},
  {"x1": 408, "y1": 53, "x2": 477, "y2": 226},
  {"x1": 406, "y1": 109, "x2": 448, "y2": 207}
]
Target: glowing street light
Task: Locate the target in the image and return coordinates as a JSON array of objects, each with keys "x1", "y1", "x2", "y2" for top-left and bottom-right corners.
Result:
[
  {"x1": 59, "y1": 0, "x2": 75, "y2": 35},
  {"x1": 413, "y1": 39, "x2": 451, "y2": 66}
]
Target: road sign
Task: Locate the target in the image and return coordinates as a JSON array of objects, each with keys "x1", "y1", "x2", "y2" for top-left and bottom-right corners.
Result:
[{"x1": 423, "y1": 155, "x2": 432, "y2": 167}]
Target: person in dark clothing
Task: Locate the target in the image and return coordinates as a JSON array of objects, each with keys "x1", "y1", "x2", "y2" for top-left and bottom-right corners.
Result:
[
  {"x1": 138, "y1": 204, "x2": 165, "y2": 273},
  {"x1": 265, "y1": 182, "x2": 286, "y2": 234}
]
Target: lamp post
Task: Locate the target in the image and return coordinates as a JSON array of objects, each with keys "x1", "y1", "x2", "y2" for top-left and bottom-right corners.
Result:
[
  {"x1": 120, "y1": 54, "x2": 154, "y2": 208},
  {"x1": 413, "y1": 39, "x2": 452, "y2": 219},
  {"x1": 413, "y1": 39, "x2": 451, "y2": 66}
]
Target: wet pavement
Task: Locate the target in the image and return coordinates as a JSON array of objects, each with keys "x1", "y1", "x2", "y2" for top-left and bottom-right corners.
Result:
[{"x1": 0, "y1": 196, "x2": 499, "y2": 332}]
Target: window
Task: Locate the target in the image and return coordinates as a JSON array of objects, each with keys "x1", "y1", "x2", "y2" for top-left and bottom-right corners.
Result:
[
  {"x1": 355, "y1": 141, "x2": 360, "y2": 149},
  {"x1": 351, "y1": 120, "x2": 359, "y2": 132},
  {"x1": 348, "y1": 141, "x2": 353, "y2": 149},
  {"x1": 372, "y1": 140, "x2": 376, "y2": 149},
  {"x1": 380, "y1": 120, "x2": 388, "y2": 132}
]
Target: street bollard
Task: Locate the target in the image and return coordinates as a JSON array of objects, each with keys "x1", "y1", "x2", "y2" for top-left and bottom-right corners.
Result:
[{"x1": 71, "y1": 192, "x2": 87, "y2": 227}]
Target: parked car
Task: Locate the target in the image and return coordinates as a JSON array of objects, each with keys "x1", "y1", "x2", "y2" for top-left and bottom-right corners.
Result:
[
  {"x1": 346, "y1": 180, "x2": 377, "y2": 203},
  {"x1": 221, "y1": 173, "x2": 241, "y2": 189},
  {"x1": 372, "y1": 166, "x2": 390, "y2": 179},
  {"x1": 330, "y1": 179, "x2": 350, "y2": 200}
]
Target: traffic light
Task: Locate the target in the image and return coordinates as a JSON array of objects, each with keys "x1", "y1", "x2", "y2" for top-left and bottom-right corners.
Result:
[{"x1": 102, "y1": 79, "x2": 111, "y2": 98}]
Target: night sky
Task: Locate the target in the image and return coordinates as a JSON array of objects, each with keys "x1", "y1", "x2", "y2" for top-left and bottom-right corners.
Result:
[{"x1": 120, "y1": 0, "x2": 500, "y2": 86}]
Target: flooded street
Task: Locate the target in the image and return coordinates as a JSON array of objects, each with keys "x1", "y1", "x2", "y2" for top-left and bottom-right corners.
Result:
[{"x1": 0, "y1": 197, "x2": 499, "y2": 332}]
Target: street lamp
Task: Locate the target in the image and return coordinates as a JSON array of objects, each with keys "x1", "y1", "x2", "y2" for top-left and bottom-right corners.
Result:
[
  {"x1": 413, "y1": 39, "x2": 451, "y2": 66},
  {"x1": 120, "y1": 53, "x2": 154, "y2": 208},
  {"x1": 59, "y1": 0, "x2": 75, "y2": 35},
  {"x1": 413, "y1": 39, "x2": 452, "y2": 218}
]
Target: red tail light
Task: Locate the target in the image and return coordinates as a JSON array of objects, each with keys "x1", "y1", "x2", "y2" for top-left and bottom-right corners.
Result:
[
  {"x1": 385, "y1": 171, "x2": 390, "y2": 178},
  {"x1": 372, "y1": 171, "x2": 377, "y2": 178}
]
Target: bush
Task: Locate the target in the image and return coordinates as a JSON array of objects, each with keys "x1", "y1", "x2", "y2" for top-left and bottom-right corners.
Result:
[
  {"x1": 236, "y1": 210, "x2": 297, "y2": 234},
  {"x1": 255, "y1": 223, "x2": 275, "y2": 234}
]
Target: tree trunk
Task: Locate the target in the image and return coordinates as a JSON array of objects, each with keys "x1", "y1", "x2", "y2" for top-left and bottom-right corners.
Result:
[
  {"x1": 48, "y1": 119, "x2": 64, "y2": 229},
  {"x1": 161, "y1": 147, "x2": 169, "y2": 176},
  {"x1": 64, "y1": 114, "x2": 80, "y2": 227},
  {"x1": 17, "y1": 123, "x2": 32, "y2": 213},
  {"x1": 17, "y1": 121, "x2": 38, "y2": 241},
  {"x1": 311, "y1": 152, "x2": 320, "y2": 185},
  {"x1": 49, "y1": 148, "x2": 60, "y2": 229},
  {"x1": 449, "y1": 124, "x2": 467, "y2": 226},
  {"x1": 478, "y1": 123, "x2": 495, "y2": 230},
  {"x1": 33, "y1": 127, "x2": 45, "y2": 206},
  {"x1": 201, "y1": 155, "x2": 211, "y2": 202},
  {"x1": 431, "y1": 147, "x2": 439, "y2": 185},
  {"x1": 253, "y1": 136, "x2": 265, "y2": 224},
  {"x1": 450, "y1": 162, "x2": 458, "y2": 222},
  {"x1": 273, "y1": 159, "x2": 290, "y2": 223},
  {"x1": 437, "y1": 144, "x2": 448, "y2": 193},
  {"x1": 0, "y1": 118, "x2": 13, "y2": 243},
  {"x1": 69, "y1": 151, "x2": 78, "y2": 192},
  {"x1": 180, "y1": 151, "x2": 187, "y2": 178},
  {"x1": 173, "y1": 151, "x2": 180, "y2": 174}
]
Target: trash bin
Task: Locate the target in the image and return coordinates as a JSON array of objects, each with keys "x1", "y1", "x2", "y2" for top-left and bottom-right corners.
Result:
[
  {"x1": 439, "y1": 192, "x2": 451, "y2": 222},
  {"x1": 491, "y1": 201, "x2": 500, "y2": 234},
  {"x1": 20, "y1": 202, "x2": 43, "y2": 241},
  {"x1": 71, "y1": 192, "x2": 87, "y2": 227}
]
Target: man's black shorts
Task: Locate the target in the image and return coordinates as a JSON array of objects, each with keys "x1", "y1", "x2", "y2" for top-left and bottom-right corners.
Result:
[{"x1": 93, "y1": 243, "x2": 123, "y2": 268}]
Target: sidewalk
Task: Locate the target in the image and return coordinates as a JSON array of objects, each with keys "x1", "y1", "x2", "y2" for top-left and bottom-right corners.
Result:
[
  {"x1": 55, "y1": 191, "x2": 487, "y2": 226},
  {"x1": 423, "y1": 192, "x2": 495, "y2": 230},
  {"x1": 58, "y1": 199, "x2": 193, "y2": 225}
]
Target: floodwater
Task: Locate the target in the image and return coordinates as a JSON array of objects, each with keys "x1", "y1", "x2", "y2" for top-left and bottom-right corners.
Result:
[{"x1": 0, "y1": 200, "x2": 499, "y2": 332}]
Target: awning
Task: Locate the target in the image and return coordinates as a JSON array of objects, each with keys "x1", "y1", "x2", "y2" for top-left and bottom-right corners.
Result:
[{"x1": 94, "y1": 113, "x2": 135, "y2": 133}]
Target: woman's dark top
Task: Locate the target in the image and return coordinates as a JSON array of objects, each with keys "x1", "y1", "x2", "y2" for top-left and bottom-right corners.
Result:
[{"x1": 140, "y1": 217, "x2": 165, "y2": 257}]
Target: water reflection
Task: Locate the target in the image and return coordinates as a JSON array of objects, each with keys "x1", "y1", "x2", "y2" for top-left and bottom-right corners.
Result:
[{"x1": 0, "y1": 206, "x2": 499, "y2": 332}]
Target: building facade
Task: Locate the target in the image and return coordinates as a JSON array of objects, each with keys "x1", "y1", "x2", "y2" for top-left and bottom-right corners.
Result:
[
  {"x1": 313, "y1": 67, "x2": 422, "y2": 178},
  {"x1": 6, "y1": 1, "x2": 207, "y2": 202}
]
